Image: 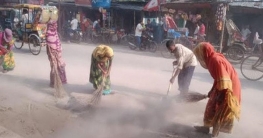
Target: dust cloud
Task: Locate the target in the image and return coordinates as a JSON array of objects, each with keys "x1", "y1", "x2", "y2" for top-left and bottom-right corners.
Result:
[{"x1": 51, "y1": 92, "x2": 211, "y2": 138}]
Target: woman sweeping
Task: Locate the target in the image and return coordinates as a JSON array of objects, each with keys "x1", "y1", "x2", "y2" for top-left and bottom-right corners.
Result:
[
  {"x1": 46, "y1": 21, "x2": 67, "y2": 87},
  {"x1": 193, "y1": 42, "x2": 241, "y2": 137},
  {"x1": 89, "y1": 45, "x2": 114, "y2": 95},
  {"x1": 0, "y1": 28, "x2": 15, "y2": 73}
]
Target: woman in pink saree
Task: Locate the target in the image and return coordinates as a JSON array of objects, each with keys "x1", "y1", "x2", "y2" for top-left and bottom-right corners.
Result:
[{"x1": 46, "y1": 21, "x2": 67, "y2": 87}]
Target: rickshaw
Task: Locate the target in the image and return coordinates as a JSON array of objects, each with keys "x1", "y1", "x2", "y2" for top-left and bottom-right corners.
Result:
[
  {"x1": 223, "y1": 19, "x2": 248, "y2": 60},
  {"x1": 0, "y1": 7, "x2": 20, "y2": 31},
  {"x1": 13, "y1": 4, "x2": 48, "y2": 55}
]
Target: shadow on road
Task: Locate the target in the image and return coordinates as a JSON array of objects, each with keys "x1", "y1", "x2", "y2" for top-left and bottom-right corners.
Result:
[
  {"x1": 0, "y1": 73, "x2": 96, "y2": 98},
  {"x1": 0, "y1": 73, "x2": 53, "y2": 96}
]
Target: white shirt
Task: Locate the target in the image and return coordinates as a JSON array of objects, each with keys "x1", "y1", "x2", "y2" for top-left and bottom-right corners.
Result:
[
  {"x1": 194, "y1": 26, "x2": 200, "y2": 35},
  {"x1": 241, "y1": 28, "x2": 251, "y2": 40},
  {"x1": 21, "y1": 14, "x2": 31, "y2": 28},
  {"x1": 71, "y1": 19, "x2": 78, "y2": 30},
  {"x1": 135, "y1": 23, "x2": 143, "y2": 36},
  {"x1": 173, "y1": 44, "x2": 197, "y2": 69},
  {"x1": 93, "y1": 21, "x2": 98, "y2": 28}
]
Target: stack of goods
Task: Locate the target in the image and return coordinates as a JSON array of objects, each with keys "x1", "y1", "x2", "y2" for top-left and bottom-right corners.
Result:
[
  {"x1": 215, "y1": 3, "x2": 224, "y2": 31},
  {"x1": 38, "y1": 6, "x2": 59, "y2": 24}
]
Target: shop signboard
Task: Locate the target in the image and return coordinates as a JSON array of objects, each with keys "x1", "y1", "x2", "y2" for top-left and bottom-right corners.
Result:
[
  {"x1": 0, "y1": 0, "x2": 43, "y2": 5},
  {"x1": 92, "y1": 0, "x2": 111, "y2": 8},
  {"x1": 75, "y1": 0, "x2": 92, "y2": 7}
]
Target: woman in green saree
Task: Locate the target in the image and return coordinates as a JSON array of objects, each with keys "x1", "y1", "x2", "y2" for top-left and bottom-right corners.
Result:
[{"x1": 89, "y1": 45, "x2": 114, "y2": 95}]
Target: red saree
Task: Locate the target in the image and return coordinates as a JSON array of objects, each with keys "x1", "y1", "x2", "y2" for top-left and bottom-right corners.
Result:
[{"x1": 194, "y1": 42, "x2": 241, "y2": 136}]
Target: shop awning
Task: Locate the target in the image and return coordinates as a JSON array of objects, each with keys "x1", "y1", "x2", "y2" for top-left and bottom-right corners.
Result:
[
  {"x1": 229, "y1": 1, "x2": 263, "y2": 9},
  {"x1": 143, "y1": 0, "x2": 159, "y2": 11},
  {"x1": 162, "y1": 1, "x2": 213, "y2": 9},
  {"x1": 75, "y1": 0, "x2": 91, "y2": 7},
  {"x1": 0, "y1": 0, "x2": 44, "y2": 5},
  {"x1": 111, "y1": 3, "x2": 144, "y2": 11}
]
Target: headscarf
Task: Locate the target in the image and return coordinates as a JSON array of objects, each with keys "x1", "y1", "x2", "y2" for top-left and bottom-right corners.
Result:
[
  {"x1": 194, "y1": 42, "x2": 241, "y2": 121},
  {"x1": 193, "y1": 42, "x2": 216, "y2": 69},
  {"x1": 93, "y1": 45, "x2": 114, "y2": 62}
]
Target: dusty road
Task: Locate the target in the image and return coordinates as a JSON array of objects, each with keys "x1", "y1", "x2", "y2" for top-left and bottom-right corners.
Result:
[{"x1": 0, "y1": 42, "x2": 262, "y2": 138}]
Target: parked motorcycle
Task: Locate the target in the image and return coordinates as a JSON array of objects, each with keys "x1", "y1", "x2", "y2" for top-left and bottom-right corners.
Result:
[
  {"x1": 116, "y1": 29, "x2": 126, "y2": 43},
  {"x1": 128, "y1": 31, "x2": 157, "y2": 52}
]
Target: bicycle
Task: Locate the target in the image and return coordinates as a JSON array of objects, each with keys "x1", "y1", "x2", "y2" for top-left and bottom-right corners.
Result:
[{"x1": 240, "y1": 53, "x2": 263, "y2": 81}]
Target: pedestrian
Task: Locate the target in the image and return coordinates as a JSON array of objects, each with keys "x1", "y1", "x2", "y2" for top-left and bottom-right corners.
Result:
[
  {"x1": 46, "y1": 21, "x2": 67, "y2": 88},
  {"x1": 0, "y1": 28, "x2": 15, "y2": 73},
  {"x1": 135, "y1": 20, "x2": 145, "y2": 49},
  {"x1": 89, "y1": 45, "x2": 114, "y2": 95},
  {"x1": 197, "y1": 21, "x2": 206, "y2": 42},
  {"x1": 193, "y1": 42, "x2": 241, "y2": 137},
  {"x1": 166, "y1": 40, "x2": 197, "y2": 97}
]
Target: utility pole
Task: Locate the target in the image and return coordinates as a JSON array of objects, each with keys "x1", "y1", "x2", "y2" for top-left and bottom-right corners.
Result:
[{"x1": 58, "y1": 0, "x2": 61, "y2": 33}]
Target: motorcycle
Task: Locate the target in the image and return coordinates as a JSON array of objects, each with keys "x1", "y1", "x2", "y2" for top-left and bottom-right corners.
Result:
[
  {"x1": 128, "y1": 31, "x2": 157, "y2": 52},
  {"x1": 61, "y1": 20, "x2": 83, "y2": 43}
]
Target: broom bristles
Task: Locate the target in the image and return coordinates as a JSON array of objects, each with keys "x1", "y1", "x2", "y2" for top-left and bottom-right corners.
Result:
[
  {"x1": 48, "y1": 46, "x2": 67, "y2": 98},
  {"x1": 184, "y1": 92, "x2": 207, "y2": 102},
  {"x1": 89, "y1": 77, "x2": 105, "y2": 106}
]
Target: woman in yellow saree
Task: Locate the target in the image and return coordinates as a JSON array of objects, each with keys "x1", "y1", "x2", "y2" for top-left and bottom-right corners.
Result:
[
  {"x1": 0, "y1": 29, "x2": 15, "y2": 73},
  {"x1": 193, "y1": 42, "x2": 241, "y2": 137}
]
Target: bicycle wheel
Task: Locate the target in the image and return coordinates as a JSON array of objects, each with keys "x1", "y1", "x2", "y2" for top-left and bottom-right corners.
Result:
[
  {"x1": 160, "y1": 39, "x2": 173, "y2": 58},
  {"x1": 178, "y1": 37, "x2": 194, "y2": 50},
  {"x1": 29, "y1": 35, "x2": 41, "y2": 55},
  {"x1": 127, "y1": 35, "x2": 137, "y2": 50},
  {"x1": 148, "y1": 41, "x2": 158, "y2": 53},
  {"x1": 240, "y1": 55, "x2": 263, "y2": 81},
  {"x1": 227, "y1": 47, "x2": 245, "y2": 61}
]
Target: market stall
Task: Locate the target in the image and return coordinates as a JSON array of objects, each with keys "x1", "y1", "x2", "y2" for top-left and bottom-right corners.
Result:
[{"x1": 161, "y1": 1, "x2": 229, "y2": 52}]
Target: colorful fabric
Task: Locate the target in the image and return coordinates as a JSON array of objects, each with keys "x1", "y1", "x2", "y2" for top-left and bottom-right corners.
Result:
[
  {"x1": 0, "y1": 31, "x2": 15, "y2": 71},
  {"x1": 46, "y1": 22, "x2": 62, "y2": 51},
  {"x1": 0, "y1": 51, "x2": 15, "y2": 71},
  {"x1": 46, "y1": 21, "x2": 67, "y2": 86},
  {"x1": 89, "y1": 46, "x2": 113, "y2": 91},
  {"x1": 165, "y1": 16, "x2": 177, "y2": 29},
  {"x1": 193, "y1": 42, "x2": 241, "y2": 136}
]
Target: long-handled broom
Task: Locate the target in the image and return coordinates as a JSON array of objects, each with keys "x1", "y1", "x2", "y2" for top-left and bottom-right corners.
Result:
[
  {"x1": 163, "y1": 65, "x2": 207, "y2": 103},
  {"x1": 88, "y1": 76, "x2": 106, "y2": 106},
  {"x1": 47, "y1": 46, "x2": 67, "y2": 98}
]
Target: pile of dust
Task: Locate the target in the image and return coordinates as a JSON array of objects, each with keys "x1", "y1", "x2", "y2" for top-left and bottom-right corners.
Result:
[{"x1": 51, "y1": 92, "x2": 210, "y2": 138}]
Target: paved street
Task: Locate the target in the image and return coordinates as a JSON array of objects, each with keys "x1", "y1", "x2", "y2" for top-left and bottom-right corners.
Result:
[{"x1": 0, "y1": 42, "x2": 262, "y2": 138}]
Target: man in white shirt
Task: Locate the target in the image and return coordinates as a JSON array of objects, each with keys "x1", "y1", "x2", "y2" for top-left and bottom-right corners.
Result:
[
  {"x1": 135, "y1": 20, "x2": 144, "y2": 49},
  {"x1": 20, "y1": 9, "x2": 32, "y2": 32},
  {"x1": 67, "y1": 17, "x2": 78, "y2": 43},
  {"x1": 92, "y1": 19, "x2": 101, "y2": 33},
  {"x1": 166, "y1": 40, "x2": 197, "y2": 96},
  {"x1": 71, "y1": 17, "x2": 78, "y2": 30},
  {"x1": 241, "y1": 25, "x2": 251, "y2": 41}
]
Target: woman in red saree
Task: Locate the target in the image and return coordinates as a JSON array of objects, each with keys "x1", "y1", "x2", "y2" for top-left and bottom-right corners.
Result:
[{"x1": 193, "y1": 42, "x2": 241, "y2": 137}]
